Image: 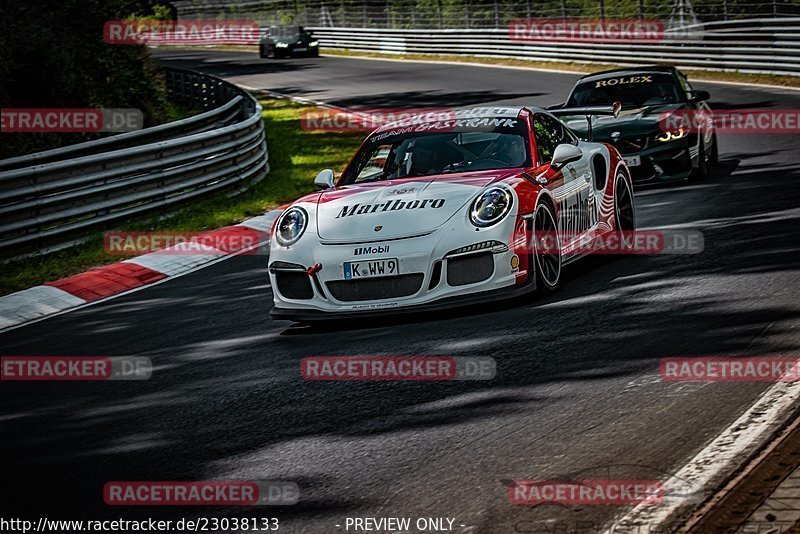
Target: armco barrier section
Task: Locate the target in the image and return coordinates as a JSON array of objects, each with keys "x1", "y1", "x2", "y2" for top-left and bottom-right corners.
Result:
[
  {"x1": 0, "y1": 67, "x2": 268, "y2": 257},
  {"x1": 307, "y1": 18, "x2": 800, "y2": 75}
]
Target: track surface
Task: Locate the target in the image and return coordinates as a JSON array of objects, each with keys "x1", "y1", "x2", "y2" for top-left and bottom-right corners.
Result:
[{"x1": 2, "y1": 51, "x2": 800, "y2": 533}]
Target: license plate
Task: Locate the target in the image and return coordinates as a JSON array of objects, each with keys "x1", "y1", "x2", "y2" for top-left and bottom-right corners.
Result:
[
  {"x1": 295, "y1": 47, "x2": 307, "y2": 52},
  {"x1": 624, "y1": 155, "x2": 641, "y2": 167},
  {"x1": 343, "y1": 258, "x2": 398, "y2": 280}
]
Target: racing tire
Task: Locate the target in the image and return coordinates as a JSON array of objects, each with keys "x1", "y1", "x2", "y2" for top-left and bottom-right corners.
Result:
[
  {"x1": 259, "y1": 44, "x2": 272, "y2": 58},
  {"x1": 614, "y1": 171, "x2": 636, "y2": 254},
  {"x1": 708, "y1": 132, "x2": 718, "y2": 166},
  {"x1": 533, "y1": 202, "x2": 562, "y2": 294},
  {"x1": 693, "y1": 135, "x2": 711, "y2": 180},
  {"x1": 310, "y1": 48, "x2": 319, "y2": 58},
  {"x1": 614, "y1": 171, "x2": 635, "y2": 232}
]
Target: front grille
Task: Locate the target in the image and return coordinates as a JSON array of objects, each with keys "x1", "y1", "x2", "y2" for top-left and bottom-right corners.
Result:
[
  {"x1": 630, "y1": 162, "x2": 657, "y2": 183},
  {"x1": 326, "y1": 274, "x2": 424, "y2": 302},
  {"x1": 447, "y1": 252, "x2": 494, "y2": 286},
  {"x1": 654, "y1": 149, "x2": 691, "y2": 175},
  {"x1": 275, "y1": 271, "x2": 314, "y2": 300},
  {"x1": 269, "y1": 261, "x2": 304, "y2": 272},
  {"x1": 615, "y1": 136, "x2": 649, "y2": 155}
]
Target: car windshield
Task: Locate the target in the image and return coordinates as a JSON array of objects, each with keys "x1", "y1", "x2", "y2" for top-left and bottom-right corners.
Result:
[
  {"x1": 567, "y1": 73, "x2": 684, "y2": 109},
  {"x1": 270, "y1": 26, "x2": 301, "y2": 41},
  {"x1": 340, "y1": 115, "x2": 530, "y2": 185}
]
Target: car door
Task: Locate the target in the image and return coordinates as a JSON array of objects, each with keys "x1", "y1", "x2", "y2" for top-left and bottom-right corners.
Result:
[{"x1": 533, "y1": 113, "x2": 595, "y2": 253}]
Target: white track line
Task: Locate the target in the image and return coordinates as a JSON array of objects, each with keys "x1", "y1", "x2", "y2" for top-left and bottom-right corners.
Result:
[
  {"x1": 0, "y1": 286, "x2": 87, "y2": 330},
  {"x1": 602, "y1": 365, "x2": 800, "y2": 532}
]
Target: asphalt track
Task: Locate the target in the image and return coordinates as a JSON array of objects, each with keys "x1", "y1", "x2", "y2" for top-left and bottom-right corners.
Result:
[{"x1": 2, "y1": 50, "x2": 800, "y2": 533}]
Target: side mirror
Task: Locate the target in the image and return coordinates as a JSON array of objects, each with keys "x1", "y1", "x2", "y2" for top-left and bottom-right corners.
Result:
[
  {"x1": 550, "y1": 144, "x2": 583, "y2": 168},
  {"x1": 612, "y1": 100, "x2": 622, "y2": 118},
  {"x1": 314, "y1": 169, "x2": 335, "y2": 190},
  {"x1": 689, "y1": 90, "x2": 710, "y2": 103}
]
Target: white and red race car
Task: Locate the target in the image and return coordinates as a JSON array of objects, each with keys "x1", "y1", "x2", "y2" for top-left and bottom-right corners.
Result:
[{"x1": 268, "y1": 105, "x2": 634, "y2": 321}]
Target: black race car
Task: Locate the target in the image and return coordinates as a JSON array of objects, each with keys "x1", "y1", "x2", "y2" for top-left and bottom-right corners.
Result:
[
  {"x1": 259, "y1": 25, "x2": 319, "y2": 58},
  {"x1": 550, "y1": 66, "x2": 717, "y2": 184}
]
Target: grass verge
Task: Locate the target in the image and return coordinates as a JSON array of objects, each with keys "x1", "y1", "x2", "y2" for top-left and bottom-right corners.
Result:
[{"x1": 0, "y1": 98, "x2": 362, "y2": 296}]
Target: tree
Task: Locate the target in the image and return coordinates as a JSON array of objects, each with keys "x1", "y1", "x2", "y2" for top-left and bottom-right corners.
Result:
[{"x1": 0, "y1": 0, "x2": 172, "y2": 157}]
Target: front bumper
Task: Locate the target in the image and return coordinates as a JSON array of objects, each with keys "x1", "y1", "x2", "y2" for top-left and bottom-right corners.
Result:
[
  {"x1": 273, "y1": 43, "x2": 318, "y2": 56},
  {"x1": 270, "y1": 277, "x2": 536, "y2": 322},
  {"x1": 268, "y1": 214, "x2": 529, "y2": 320},
  {"x1": 622, "y1": 139, "x2": 695, "y2": 184}
]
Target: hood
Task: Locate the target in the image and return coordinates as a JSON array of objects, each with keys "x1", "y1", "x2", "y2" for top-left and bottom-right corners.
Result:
[
  {"x1": 563, "y1": 103, "x2": 688, "y2": 139},
  {"x1": 315, "y1": 170, "x2": 517, "y2": 242}
]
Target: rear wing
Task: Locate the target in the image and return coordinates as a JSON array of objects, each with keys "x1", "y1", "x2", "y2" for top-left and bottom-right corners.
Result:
[
  {"x1": 548, "y1": 102, "x2": 622, "y2": 141},
  {"x1": 549, "y1": 102, "x2": 621, "y2": 118}
]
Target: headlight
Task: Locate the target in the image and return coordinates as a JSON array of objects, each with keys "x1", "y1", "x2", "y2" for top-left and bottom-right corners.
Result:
[
  {"x1": 275, "y1": 42, "x2": 289, "y2": 48},
  {"x1": 469, "y1": 187, "x2": 513, "y2": 227},
  {"x1": 275, "y1": 207, "x2": 308, "y2": 246},
  {"x1": 656, "y1": 128, "x2": 687, "y2": 142},
  {"x1": 309, "y1": 40, "x2": 319, "y2": 46}
]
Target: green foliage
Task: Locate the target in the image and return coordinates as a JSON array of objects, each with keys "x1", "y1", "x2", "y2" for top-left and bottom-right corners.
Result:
[
  {"x1": 0, "y1": 0, "x2": 172, "y2": 158},
  {"x1": 136, "y1": 4, "x2": 174, "y2": 22}
]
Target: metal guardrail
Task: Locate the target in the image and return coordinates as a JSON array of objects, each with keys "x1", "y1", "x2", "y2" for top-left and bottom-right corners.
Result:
[
  {"x1": 308, "y1": 17, "x2": 800, "y2": 75},
  {"x1": 0, "y1": 67, "x2": 269, "y2": 257},
  {"x1": 173, "y1": 0, "x2": 800, "y2": 27}
]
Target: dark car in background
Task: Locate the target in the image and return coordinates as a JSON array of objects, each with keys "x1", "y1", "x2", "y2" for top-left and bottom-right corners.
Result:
[
  {"x1": 551, "y1": 66, "x2": 717, "y2": 184},
  {"x1": 259, "y1": 25, "x2": 319, "y2": 58}
]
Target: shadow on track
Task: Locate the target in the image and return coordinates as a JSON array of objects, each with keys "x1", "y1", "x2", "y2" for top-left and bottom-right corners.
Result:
[{"x1": 2, "y1": 116, "x2": 800, "y2": 525}]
